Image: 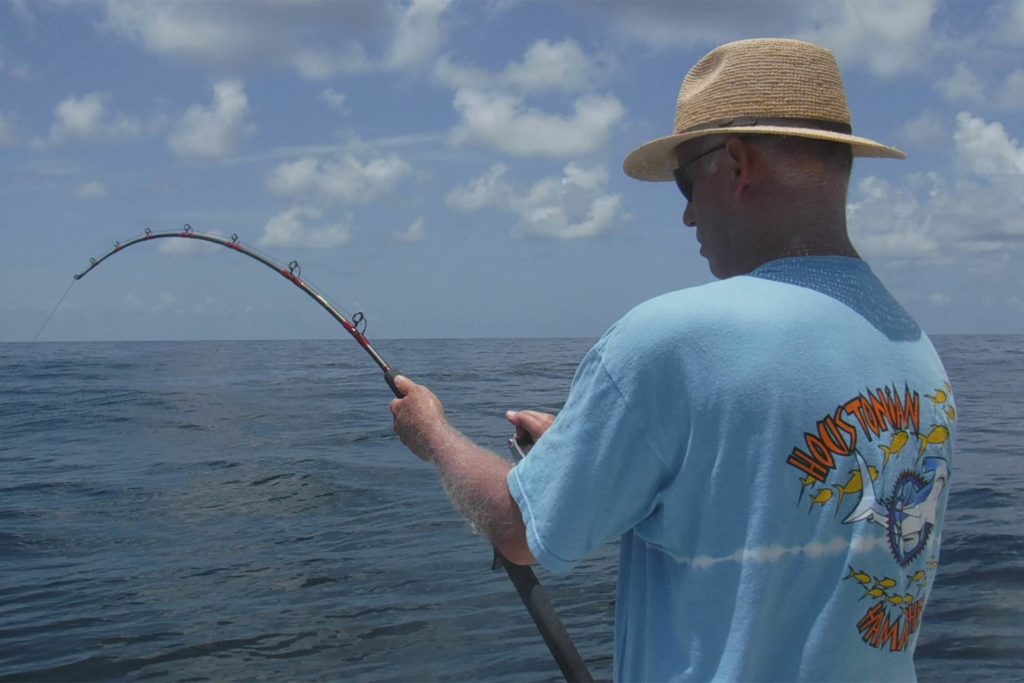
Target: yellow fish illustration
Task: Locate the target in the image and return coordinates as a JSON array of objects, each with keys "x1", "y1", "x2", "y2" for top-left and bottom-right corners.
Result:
[
  {"x1": 846, "y1": 566, "x2": 872, "y2": 585},
  {"x1": 798, "y1": 474, "x2": 817, "y2": 505},
  {"x1": 834, "y1": 466, "x2": 880, "y2": 509},
  {"x1": 880, "y1": 430, "x2": 910, "y2": 466},
  {"x1": 834, "y1": 471, "x2": 864, "y2": 508},
  {"x1": 865, "y1": 587, "x2": 887, "y2": 599},
  {"x1": 929, "y1": 389, "x2": 948, "y2": 405},
  {"x1": 876, "y1": 577, "x2": 898, "y2": 590},
  {"x1": 918, "y1": 425, "x2": 951, "y2": 455},
  {"x1": 927, "y1": 558, "x2": 939, "y2": 570},
  {"x1": 887, "y1": 595, "x2": 905, "y2": 606},
  {"x1": 946, "y1": 405, "x2": 957, "y2": 421},
  {"x1": 908, "y1": 570, "x2": 927, "y2": 584},
  {"x1": 902, "y1": 594, "x2": 916, "y2": 605},
  {"x1": 808, "y1": 488, "x2": 833, "y2": 513}
]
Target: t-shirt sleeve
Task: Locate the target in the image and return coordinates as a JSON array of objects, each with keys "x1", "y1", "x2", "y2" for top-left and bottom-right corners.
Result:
[{"x1": 507, "y1": 343, "x2": 675, "y2": 573}]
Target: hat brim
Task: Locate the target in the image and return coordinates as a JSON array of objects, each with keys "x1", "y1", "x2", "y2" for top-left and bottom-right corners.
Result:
[{"x1": 623, "y1": 127, "x2": 905, "y2": 182}]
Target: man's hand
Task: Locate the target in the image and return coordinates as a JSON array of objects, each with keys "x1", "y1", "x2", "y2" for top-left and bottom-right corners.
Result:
[
  {"x1": 390, "y1": 376, "x2": 536, "y2": 565},
  {"x1": 506, "y1": 409, "x2": 556, "y2": 448},
  {"x1": 390, "y1": 375, "x2": 453, "y2": 462}
]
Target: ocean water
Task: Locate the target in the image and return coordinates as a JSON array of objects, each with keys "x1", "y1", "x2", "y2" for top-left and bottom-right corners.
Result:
[{"x1": 0, "y1": 336, "x2": 1020, "y2": 682}]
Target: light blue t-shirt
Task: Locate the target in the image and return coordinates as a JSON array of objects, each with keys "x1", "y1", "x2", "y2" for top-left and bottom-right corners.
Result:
[{"x1": 508, "y1": 257, "x2": 955, "y2": 682}]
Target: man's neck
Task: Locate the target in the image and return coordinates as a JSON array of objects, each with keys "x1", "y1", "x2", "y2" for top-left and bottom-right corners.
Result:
[{"x1": 769, "y1": 237, "x2": 860, "y2": 260}]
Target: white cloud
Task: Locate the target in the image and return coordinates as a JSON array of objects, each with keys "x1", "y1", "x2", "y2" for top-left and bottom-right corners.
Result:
[
  {"x1": 434, "y1": 38, "x2": 600, "y2": 94},
  {"x1": 446, "y1": 163, "x2": 511, "y2": 211},
  {"x1": 848, "y1": 176, "x2": 941, "y2": 259},
  {"x1": 953, "y1": 112, "x2": 1024, "y2": 176},
  {"x1": 267, "y1": 152, "x2": 411, "y2": 203},
  {"x1": 447, "y1": 162, "x2": 623, "y2": 240},
  {"x1": 590, "y1": 0, "x2": 939, "y2": 77},
  {"x1": 590, "y1": 1, "x2": 803, "y2": 50},
  {"x1": 387, "y1": 0, "x2": 451, "y2": 70},
  {"x1": 291, "y1": 44, "x2": 370, "y2": 81},
  {"x1": 104, "y1": 1, "x2": 245, "y2": 64},
  {"x1": 260, "y1": 206, "x2": 353, "y2": 249},
  {"x1": 268, "y1": 157, "x2": 319, "y2": 195},
  {"x1": 798, "y1": 0, "x2": 939, "y2": 77},
  {"x1": 937, "y1": 63, "x2": 986, "y2": 105},
  {"x1": 432, "y1": 58, "x2": 489, "y2": 92},
  {"x1": 519, "y1": 188, "x2": 622, "y2": 240},
  {"x1": 74, "y1": 180, "x2": 109, "y2": 200},
  {"x1": 53, "y1": 93, "x2": 106, "y2": 141},
  {"x1": 433, "y1": 30, "x2": 621, "y2": 161},
  {"x1": 506, "y1": 39, "x2": 597, "y2": 92},
  {"x1": 394, "y1": 216, "x2": 426, "y2": 242},
  {"x1": 996, "y1": 0, "x2": 1024, "y2": 45},
  {"x1": 849, "y1": 113, "x2": 1024, "y2": 261},
  {"x1": 894, "y1": 111, "x2": 950, "y2": 150},
  {"x1": 7, "y1": 1, "x2": 35, "y2": 28},
  {"x1": 102, "y1": 0, "x2": 450, "y2": 79},
  {"x1": 999, "y1": 69, "x2": 1024, "y2": 111},
  {"x1": 562, "y1": 163, "x2": 608, "y2": 192},
  {"x1": 320, "y1": 87, "x2": 349, "y2": 113},
  {"x1": 168, "y1": 79, "x2": 254, "y2": 160},
  {"x1": 449, "y1": 89, "x2": 625, "y2": 158},
  {"x1": 38, "y1": 92, "x2": 145, "y2": 147},
  {"x1": 935, "y1": 63, "x2": 1024, "y2": 114}
]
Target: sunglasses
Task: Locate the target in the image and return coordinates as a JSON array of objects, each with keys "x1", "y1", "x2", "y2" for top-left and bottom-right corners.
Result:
[{"x1": 672, "y1": 143, "x2": 726, "y2": 202}]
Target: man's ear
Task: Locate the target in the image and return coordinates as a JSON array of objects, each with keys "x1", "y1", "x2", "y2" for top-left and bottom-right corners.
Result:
[{"x1": 723, "y1": 137, "x2": 753, "y2": 198}]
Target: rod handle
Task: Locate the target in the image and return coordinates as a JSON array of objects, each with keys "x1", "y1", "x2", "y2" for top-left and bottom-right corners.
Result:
[
  {"x1": 384, "y1": 368, "x2": 403, "y2": 397},
  {"x1": 502, "y1": 559, "x2": 594, "y2": 682}
]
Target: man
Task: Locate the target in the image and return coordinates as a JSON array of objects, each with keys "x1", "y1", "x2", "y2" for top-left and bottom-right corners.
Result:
[{"x1": 391, "y1": 38, "x2": 955, "y2": 681}]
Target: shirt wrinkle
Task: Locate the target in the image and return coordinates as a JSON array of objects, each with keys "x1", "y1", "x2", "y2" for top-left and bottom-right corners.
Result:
[{"x1": 591, "y1": 345, "x2": 676, "y2": 478}]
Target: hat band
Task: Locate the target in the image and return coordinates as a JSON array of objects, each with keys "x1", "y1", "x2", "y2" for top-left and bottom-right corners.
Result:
[{"x1": 680, "y1": 116, "x2": 853, "y2": 135}]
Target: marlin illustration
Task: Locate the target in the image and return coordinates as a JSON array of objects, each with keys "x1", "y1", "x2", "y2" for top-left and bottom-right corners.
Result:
[{"x1": 843, "y1": 451, "x2": 950, "y2": 555}]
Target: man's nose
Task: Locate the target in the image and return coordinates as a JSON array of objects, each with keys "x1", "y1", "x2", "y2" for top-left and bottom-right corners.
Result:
[{"x1": 683, "y1": 202, "x2": 696, "y2": 227}]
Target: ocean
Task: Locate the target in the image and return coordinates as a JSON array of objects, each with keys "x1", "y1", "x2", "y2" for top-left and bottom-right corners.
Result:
[{"x1": 1, "y1": 336, "x2": 1021, "y2": 682}]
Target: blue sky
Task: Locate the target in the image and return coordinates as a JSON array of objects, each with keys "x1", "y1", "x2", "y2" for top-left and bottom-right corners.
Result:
[{"x1": 2, "y1": 0, "x2": 1023, "y2": 342}]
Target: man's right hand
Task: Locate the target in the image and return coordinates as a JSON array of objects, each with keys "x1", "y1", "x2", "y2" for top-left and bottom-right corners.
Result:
[{"x1": 505, "y1": 410, "x2": 556, "y2": 449}]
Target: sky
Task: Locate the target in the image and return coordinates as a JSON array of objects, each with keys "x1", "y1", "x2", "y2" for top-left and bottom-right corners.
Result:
[{"x1": 2, "y1": 0, "x2": 1023, "y2": 342}]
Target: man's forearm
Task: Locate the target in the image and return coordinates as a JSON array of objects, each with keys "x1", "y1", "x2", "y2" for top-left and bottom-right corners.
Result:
[
  {"x1": 389, "y1": 375, "x2": 536, "y2": 564},
  {"x1": 428, "y1": 423, "x2": 536, "y2": 565}
]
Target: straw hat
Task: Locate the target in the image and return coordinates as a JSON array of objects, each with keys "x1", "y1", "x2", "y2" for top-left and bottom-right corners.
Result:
[{"x1": 623, "y1": 38, "x2": 905, "y2": 182}]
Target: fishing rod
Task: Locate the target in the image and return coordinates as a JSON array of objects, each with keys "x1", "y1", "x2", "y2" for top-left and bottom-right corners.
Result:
[
  {"x1": 67, "y1": 225, "x2": 593, "y2": 683},
  {"x1": 73, "y1": 225, "x2": 399, "y2": 390}
]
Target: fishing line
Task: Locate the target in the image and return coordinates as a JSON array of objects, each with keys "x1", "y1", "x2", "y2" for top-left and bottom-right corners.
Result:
[
  {"x1": 31, "y1": 279, "x2": 76, "y2": 342},
  {"x1": 61, "y1": 224, "x2": 593, "y2": 682}
]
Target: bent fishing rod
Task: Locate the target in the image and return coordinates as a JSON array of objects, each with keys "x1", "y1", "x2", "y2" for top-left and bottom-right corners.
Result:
[{"x1": 67, "y1": 225, "x2": 593, "y2": 683}]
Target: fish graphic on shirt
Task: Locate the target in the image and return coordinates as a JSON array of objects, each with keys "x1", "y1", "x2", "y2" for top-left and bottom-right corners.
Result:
[
  {"x1": 880, "y1": 430, "x2": 910, "y2": 467},
  {"x1": 808, "y1": 488, "x2": 833, "y2": 513},
  {"x1": 843, "y1": 451, "x2": 950, "y2": 558},
  {"x1": 918, "y1": 425, "x2": 950, "y2": 455}
]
